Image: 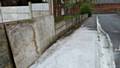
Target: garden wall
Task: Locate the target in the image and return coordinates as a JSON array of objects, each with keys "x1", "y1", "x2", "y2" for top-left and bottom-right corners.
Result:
[{"x1": 5, "y1": 15, "x2": 55, "y2": 68}]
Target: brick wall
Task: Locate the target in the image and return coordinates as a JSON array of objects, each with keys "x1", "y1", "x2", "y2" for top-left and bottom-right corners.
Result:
[{"x1": 94, "y1": 3, "x2": 120, "y2": 13}]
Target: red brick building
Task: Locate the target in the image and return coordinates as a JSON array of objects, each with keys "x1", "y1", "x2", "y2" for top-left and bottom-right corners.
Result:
[{"x1": 94, "y1": 0, "x2": 120, "y2": 13}]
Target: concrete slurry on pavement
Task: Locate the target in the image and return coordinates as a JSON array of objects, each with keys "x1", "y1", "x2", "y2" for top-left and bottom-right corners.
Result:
[
  {"x1": 30, "y1": 15, "x2": 115, "y2": 68},
  {"x1": 30, "y1": 27, "x2": 98, "y2": 68}
]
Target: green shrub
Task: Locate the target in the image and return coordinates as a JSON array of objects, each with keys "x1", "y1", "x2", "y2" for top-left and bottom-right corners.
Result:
[{"x1": 80, "y1": 3, "x2": 92, "y2": 16}]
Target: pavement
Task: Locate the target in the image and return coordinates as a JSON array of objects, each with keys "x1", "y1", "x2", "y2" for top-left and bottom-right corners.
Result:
[
  {"x1": 81, "y1": 15, "x2": 97, "y2": 30},
  {"x1": 30, "y1": 27, "x2": 98, "y2": 68}
]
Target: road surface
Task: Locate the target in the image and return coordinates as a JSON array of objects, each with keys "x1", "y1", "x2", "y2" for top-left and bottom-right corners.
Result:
[
  {"x1": 97, "y1": 14, "x2": 120, "y2": 68},
  {"x1": 98, "y1": 14, "x2": 120, "y2": 50},
  {"x1": 83, "y1": 14, "x2": 120, "y2": 68}
]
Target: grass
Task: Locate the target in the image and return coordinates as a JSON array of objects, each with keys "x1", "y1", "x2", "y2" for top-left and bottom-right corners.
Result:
[
  {"x1": 55, "y1": 16, "x2": 64, "y2": 23},
  {"x1": 64, "y1": 15, "x2": 74, "y2": 20},
  {"x1": 55, "y1": 14, "x2": 81, "y2": 23}
]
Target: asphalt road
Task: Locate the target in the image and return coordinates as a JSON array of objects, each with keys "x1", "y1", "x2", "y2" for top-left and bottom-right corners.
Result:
[
  {"x1": 98, "y1": 14, "x2": 120, "y2": 50},
  {"x1": 83, "y1": 14, "x2": 120, "y2": 68},
  {"x1": 98, "y1": 14, "x2": 120, "y2": 68}
]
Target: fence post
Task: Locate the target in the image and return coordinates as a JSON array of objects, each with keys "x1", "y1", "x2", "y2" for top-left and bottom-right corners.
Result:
[
  {"x1": 28, "y1": 1, "x2": 33, "y2": 19},
  {"x1": 49, "y1": 0, "x2": 54, "y2": 15}
]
